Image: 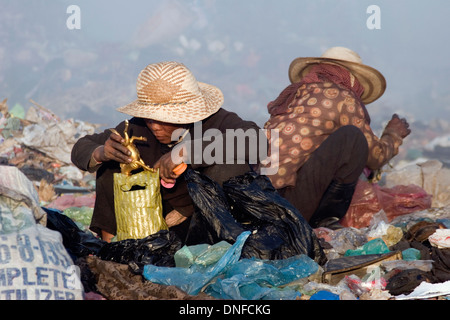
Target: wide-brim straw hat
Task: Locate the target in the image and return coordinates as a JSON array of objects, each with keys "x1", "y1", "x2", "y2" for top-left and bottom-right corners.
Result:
[
  {"x1": 117, "y1": 61, "x2": 224, "y2": 124},
  {"x1": 288, "y1": 47, "x2": 386, "y2": 104}
]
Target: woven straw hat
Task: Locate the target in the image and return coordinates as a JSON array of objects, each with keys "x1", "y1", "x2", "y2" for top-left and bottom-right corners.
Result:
[
  {"x1": 117, "y1": 61, "x2": 224, "y2": 124},
  {"x1": 288, "y1": 47, "x2": 386, "y2": 104}
]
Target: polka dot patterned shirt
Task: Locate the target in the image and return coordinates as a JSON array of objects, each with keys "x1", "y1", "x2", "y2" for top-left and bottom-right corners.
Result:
[{"x1": 264, "y1": 81, "x2": 403, "y2": 189}]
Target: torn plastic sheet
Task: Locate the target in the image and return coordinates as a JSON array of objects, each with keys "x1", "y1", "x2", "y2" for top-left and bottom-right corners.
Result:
[
  {"x1": 395, "y1": 280, "x2": 450, "y2": 300},
  {"x1": 143, "y1": 230, "x2": 321, "y2": 300},
  {"x1": 174, "y1": 241, "x2": 232, "y2": 268},
  {"x1": 142, "y1": 231, "x2": 251, "y2": 296},
  {"x1": 19, "y1": 119, "x2": 96, "y2": 164},
  {"x1": 205, "y1": 254, "x2": 319, "y2": 300}
]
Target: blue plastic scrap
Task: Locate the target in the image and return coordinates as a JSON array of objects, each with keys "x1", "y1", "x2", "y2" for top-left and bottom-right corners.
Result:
[
  {"x1": 401, "y1": 247, "x2": 421, "y2": 261},
  {"x1": 206, "y1": 255, "x2": 318, "y2": 300},
  {"x1": 143, "y1": 231, "x2": 251, "y2": 296},
  {"x1": 143, "y1": 231, "x2": 320, "y2": 299},
  {"x1": 309, "y1": 290, "x2": 340, "y2": 300},
  {"x1": 174, "y1": 241, "x2": 232, "y2": 268}
]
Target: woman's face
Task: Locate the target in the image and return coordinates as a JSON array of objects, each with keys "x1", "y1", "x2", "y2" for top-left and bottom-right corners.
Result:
[{"x1": 144, "y1": 119, "x2": 185, "y2": 144}]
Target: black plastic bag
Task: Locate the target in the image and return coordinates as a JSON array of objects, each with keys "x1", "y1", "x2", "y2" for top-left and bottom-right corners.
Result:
[
  {"x1": 44, "y1": 207, "x2": 105, "y2": 258},
  {"x1": 43, "y1": 207, "x2": 182, "y2": 272},
  {"x1": 185, "y1": 169, "x2": 327, "y2": 265},
  {"x1": 97, "y1": 230, "x2": 182, "y2": 272},
  {"x1": 184, "y1": 171, "x2": 245, "y2": 246}
]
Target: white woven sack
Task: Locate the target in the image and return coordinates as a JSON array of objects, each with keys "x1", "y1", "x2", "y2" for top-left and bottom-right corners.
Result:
[{"x1": 0, "y1": 166, "x2": 83, "y2": 300}]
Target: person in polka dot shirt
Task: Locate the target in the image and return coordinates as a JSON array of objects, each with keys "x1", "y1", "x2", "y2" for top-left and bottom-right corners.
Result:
[{"x1": 263, "y1": 47, "x2": 411, "y2": 229}]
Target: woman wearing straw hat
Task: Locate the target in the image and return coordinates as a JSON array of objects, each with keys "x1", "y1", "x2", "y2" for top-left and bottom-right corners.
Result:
[
  {"x1": 71, "y1": 61, "x2": 262, "y2": 242},
  {"x1": 264, "y1": 47, "x2": 411, "y2": 229}
]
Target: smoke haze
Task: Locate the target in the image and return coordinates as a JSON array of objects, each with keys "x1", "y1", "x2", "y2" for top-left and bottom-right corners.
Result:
[{"x1": 1, "y1": 0, "x2": 449, "y2": 132}]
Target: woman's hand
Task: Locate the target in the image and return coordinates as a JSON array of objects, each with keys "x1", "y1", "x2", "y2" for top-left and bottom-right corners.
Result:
[
  {"x1": 93, "y1": 132, "x2": 132, "y2": 164},
  {"x1": 385, "y1": 114, "x2": 411, "y2": 139},
  {"x1": 154, "y1": 153, "x2": 180, "y2": 185}
]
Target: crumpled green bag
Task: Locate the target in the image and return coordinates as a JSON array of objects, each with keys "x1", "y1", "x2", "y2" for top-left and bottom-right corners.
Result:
[{"x1": 113, "y1": 169, "x2": 168, "y2": 241}]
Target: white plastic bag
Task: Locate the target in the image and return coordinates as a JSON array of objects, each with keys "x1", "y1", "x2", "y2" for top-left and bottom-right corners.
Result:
[{"x1": 428, "y1": 229, "x2": 450, "y2": 248}]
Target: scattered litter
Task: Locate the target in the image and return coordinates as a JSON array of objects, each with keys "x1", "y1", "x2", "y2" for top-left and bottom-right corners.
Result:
[
  {"x1": 384, "y1": 160, "x2": 450, "y2": 208},
  {"x1": 309, "y1": 290, "x2": 340, "y2": 300},
  {"x1": 1, "y1": 98, "x2": 450, "y2": 301},
  {"x1": 342, "y1": 179, "x2": 432, "y2": 228},
  {"x1": 47, "y1": 193, "x2": 96, "y2": 211},
  {"x1": 428, "y1": 229, "x2": 450, "y2": 248},
  {"x1": 0, "y1": 99, "x2": 97, "y2": 204},
  {"x1": 174, "y1": 241, "x2": 232, "y2": 268},
  {"x1": 185, "y1": 169, "x2": 326, "y2": 264},
  {"x1": 344, "y1": 238, "x2": 391, "y2": 256},
  {"x1": 143, "y1": 231, "x2": 251, "y2": 296},
  {"x1": 395, "y1": 280, "x2": 450, "y2": 300}
]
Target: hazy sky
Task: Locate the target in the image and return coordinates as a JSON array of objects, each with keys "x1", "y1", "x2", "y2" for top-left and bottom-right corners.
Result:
[{"x1": 1, "y1": 0, "x2": 450, "y2": 130}]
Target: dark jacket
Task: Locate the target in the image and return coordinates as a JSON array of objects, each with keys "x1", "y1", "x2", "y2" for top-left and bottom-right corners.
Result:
[{"x1": 71, "y1": 108, "x2": 263, "y2": 236}]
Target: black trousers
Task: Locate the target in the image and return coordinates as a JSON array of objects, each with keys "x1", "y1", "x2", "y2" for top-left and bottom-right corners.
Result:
[{"x1": 278, "y1": 125, "x2": 369, "y2": 223}]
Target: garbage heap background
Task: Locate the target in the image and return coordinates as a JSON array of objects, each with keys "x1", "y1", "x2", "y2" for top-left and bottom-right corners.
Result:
[
  {"x1": 0, "y1": 99, "x2": 97, "y2": 211},
  {"x1": 1, "y1": 98, "x2": 450, "y2": 300}
]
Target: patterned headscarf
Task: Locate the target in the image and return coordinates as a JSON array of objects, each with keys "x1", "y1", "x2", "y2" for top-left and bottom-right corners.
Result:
[{"x1": 268, "y1": 64, "x2": 368, "y2": 121}]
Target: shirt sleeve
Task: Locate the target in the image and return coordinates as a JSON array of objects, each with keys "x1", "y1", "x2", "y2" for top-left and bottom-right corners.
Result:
[
  {"x1": 358, "y1": 114, "x2": 404, "y2": 170},
  {"x1": 335, "y1": 94, "x2": 404, "y2": 171},
  {"x1": 71, "y1": 121, "x2": 126, "y2": 172}
]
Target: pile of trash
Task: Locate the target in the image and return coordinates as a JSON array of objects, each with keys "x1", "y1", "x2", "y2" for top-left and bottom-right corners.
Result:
[
  {"x1": 0, "y1": 98, "x2": 98, "y2": 204},
  {"x1": 1, "y1": 99, "x2": 450, "y2": 301},
  {"x1": 2, "y1": 163, "x2": 450, "y2": 301}
]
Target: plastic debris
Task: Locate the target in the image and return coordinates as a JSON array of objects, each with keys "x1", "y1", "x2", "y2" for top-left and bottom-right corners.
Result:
[
  {"x1": 62, "y1": 206, "x2": 93, "y2": 232},
  {"x1": 395, "y1": 280, "x2": 450, "y2": 300},
  {"x1": 0, "y1": 99, "x2": 97, "y2": 205},
  {"x1": 185, "y1": 169, "x2": 326, "y2": 264},
  {"x1": 342, "y1": 179, "x2": 432, "y2": 228},
  {"x1": 1, "y1": 97, "x2": 450, "y2": 300},
  {"x1": 143, "y1": 231, "x2": 251, "y2": 296},
  {"x1": 428, "y1": 229, "x2": 450, "y2": 248},
  {"x1": 402, "y1": 248, "x2": 421, "y2": 260},
  {"x1": 381, "y1": 260, "x2": 434, "y2": 272},
  {"x1": 175, "y1": 241, "x2": 232, "y2": 268},
  {"x1": 385, "y1": 160, "x2": 450, "y2": 208},
  {"x1": 309, "y1": 290, "x2": 339, "y2": 300},
  {"x1": 204, "y1": 254, "x2": 319, "y2": 300},
  {"x1": 344, "y1": 238, "x2": 391, "y2": 256},
  {"x1": 44, "y1": 207, "x2": 104, "y2": 258}
]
